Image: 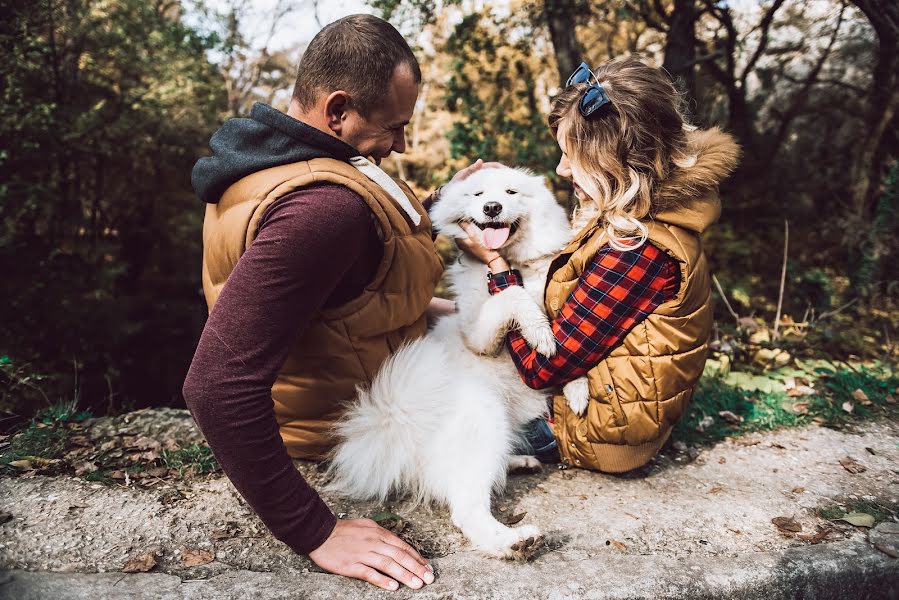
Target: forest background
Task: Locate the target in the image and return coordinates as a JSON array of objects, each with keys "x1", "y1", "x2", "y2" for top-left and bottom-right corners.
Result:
[{"x1": 1, "y1": 0, "x2": 896, "y2": 424}]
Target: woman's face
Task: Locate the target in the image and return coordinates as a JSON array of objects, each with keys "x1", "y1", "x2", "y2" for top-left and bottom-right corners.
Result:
[{"x1": 555, "y1": 121, "x2": 589, "y2": 201}]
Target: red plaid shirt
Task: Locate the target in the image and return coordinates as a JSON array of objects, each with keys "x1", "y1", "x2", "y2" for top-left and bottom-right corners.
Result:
[{"x1": 488, "y1": 241, "x2": 680, "y2": 390}]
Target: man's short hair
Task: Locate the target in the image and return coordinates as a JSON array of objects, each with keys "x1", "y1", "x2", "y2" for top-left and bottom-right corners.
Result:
[{"x1": 292, "y1": 14, "x2": 421, "y2": 116}]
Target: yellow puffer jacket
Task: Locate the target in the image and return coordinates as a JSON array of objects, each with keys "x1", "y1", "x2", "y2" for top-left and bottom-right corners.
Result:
[
  {"x1": 201, "y1": 158, "x2": 443, "y2": 459},
  {"x1": 549, "y1": 128, "x2": 740, "y2": 472}
]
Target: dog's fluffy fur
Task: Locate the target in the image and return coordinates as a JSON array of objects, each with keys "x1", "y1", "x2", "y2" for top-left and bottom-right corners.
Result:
[{"x1": 327, "y1": 167, "x2": 573, "y2": 557}]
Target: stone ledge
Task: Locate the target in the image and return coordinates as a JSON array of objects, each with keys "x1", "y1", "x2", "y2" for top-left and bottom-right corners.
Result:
[{"x1": 1, "y1": 539, "x2": 896, "y2": 600}]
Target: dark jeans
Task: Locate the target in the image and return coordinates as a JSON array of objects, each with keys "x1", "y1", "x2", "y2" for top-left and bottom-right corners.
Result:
[{"x1": 513, "y1": 418, "x2": 560, "y2": 464}]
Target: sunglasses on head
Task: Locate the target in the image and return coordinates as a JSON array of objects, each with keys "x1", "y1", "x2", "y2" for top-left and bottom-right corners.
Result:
[{"x1": 566, "y1": 62, "x2": 612, "y2": 118}]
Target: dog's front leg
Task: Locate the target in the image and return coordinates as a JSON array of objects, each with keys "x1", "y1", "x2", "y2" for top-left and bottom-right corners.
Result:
[
  {"x1": 465, "y1": 287, "x2": 556, "y2": 357},
  {"x1": 463, "y1": 289, "x2": 518, "y2": 355}
]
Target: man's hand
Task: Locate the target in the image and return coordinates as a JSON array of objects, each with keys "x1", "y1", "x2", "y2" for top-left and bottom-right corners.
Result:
[
  {"x1": 449, "y1": 158, "x2": 505, "y2": 184},
  {"x1": 308, "y1": 518, "x2": 435, "y2": 591}
]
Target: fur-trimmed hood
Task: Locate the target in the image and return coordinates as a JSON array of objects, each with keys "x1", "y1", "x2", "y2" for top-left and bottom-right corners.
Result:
[{"x1": 651, "y1": 127, "x2": 741, "y2": 234}]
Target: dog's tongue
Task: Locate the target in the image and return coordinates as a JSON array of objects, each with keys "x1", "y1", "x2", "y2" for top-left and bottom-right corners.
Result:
[{"x1": 483, "y1": 226, "x2": 511, "y2": 250}]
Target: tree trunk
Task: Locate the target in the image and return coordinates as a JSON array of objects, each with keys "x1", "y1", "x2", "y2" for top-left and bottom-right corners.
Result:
[
  {"x1": 543, "y1": 0, "x2": 585, "y2": 86},
  {"x1": 848, "y1": 0, "x2": 899, "y2": 221},
  {"x1": 663, "y1": 0, "x2": 698, "y2": 108}
]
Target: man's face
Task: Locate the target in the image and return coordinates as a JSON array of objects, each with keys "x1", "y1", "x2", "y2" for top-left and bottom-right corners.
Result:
[{"x1": 342, "y1": 63, "x2": 418, "y2": 165}]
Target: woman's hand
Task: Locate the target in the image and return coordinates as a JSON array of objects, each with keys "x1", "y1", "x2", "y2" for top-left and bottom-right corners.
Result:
[
  {"x1": 308, "y1": 518, "x2": 435, "y2": 591},
  {"x1": 457, "y1": 222, "x2": 510, "y2": 272}
]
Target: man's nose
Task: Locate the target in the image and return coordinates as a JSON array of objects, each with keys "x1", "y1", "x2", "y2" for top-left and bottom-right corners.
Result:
[
  {"x1": 393, "y1": 129, "x2": 407, "y2": 154},
  {"x1": 483, "y1": 201, "x2": 502, "y2": 218}
]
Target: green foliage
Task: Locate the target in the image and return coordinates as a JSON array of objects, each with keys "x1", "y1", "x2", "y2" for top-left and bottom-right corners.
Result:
[
  {"x1": 818, "y1": 499, "x2": 898, "y2": 525},
  {"x1": 0, "y1": 0, "x2": 226, "y2": 416},
  {"x1": 162, "y1": 443, "x2": 219, "y2": 476},
  {"x1": 675, "y1": 361, "x2": 898, "y2": 446},
  {"x1": 0, "y1": 401, "x2": 92, "y2": 468},
  {"x1": 443, "y1": 12, "x2": 559, "y2": 177}
]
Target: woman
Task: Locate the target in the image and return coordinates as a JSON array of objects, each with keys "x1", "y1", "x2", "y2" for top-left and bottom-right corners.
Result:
[{"x1": 459, "y1": 57, "x2": 740, "y2": 473}]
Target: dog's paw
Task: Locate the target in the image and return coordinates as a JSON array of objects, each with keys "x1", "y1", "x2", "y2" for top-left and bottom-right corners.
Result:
[
  {"x1": 507, "y1": 455, "x2": 542, "y2": 474},
  {"x1": 563, "y1": 377, "x2": 590, "y2": 416},
  {"x1": 463, "y1": 329, "x2": 501, "y2": 356},
  {"x1": 521, "y1": 321, "x2": 556, "y2": 357},
  {"x1": 509, "y1": 526, "x2": 544, "y2": 562}
]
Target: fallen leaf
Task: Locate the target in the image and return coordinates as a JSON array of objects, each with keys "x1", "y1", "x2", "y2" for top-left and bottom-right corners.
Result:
[
  {"x1": 695, "y1": 415, "x2": 715, "y2": 432},
  {"x1": 502, "y1": 512, "x2": 527, "y2": 525},
  {"x1": 791, "y1": 401, "x2": 811, "y2": 415},
  {"x1": 718, "y1": 457, "x2": 727, "y2": 464},
  {"x1": 772, "y1": 516, "x2": 802, "y2": 533},
  {"x1": 131, "y1": 436, "x2": 162, "y2": 452},
  {"x1": 839, "y1": 456, "x2": 866, "y2": 474},
  {"x1": 885, "y1": 395, "x2": 897, "y2": 405},
  {"x1": 708, "y1": 486, "x2": 723, "y2": 494},
  {"x1": 607, "y1": 539, "x2": 627, "y2": 551},
  {"x1": 792, "y1": 487, "x2": 805, "y2": 494},
  {"x1": 865, "y1": 447, "x2": 876, "y2": 456},
  {"x1": 851, "y1": 389, "x2": 872, "y2": 406},
  {"x1": 837, "y1": 512, "x2": 875, "y2": 528},
  {"x1": 798, "y1": 525, "x2": 832, "y2": 544},
  {"x1": 146, "y1": 467, "x2": 168, "y2": 478},
  {"x1": 8, "y1": 460, "x2": 34, "y2": 470},
  {"x1": 69, "y1": 435, "x2": 92, "y2": 447},
  {"x1": 74, "y1": 461, "x2": 98, "y2": 476},
  {"x1": 371, "y1": 511, "x2": 407, "y2": 534},
  {"x1": 841, "y1": 401, "x2": 854, "y2": 414},
  {"x1": 109, "y1": 470, "x2": 126, "y2": 480},
  {"x1": 99, "y1": 440, "x2": 117, "y2": 452},
  {"x1": 718, "y1": 410, "x2": 744, "y2": 424},
  {"x1": 181, "y1": 548, "x2": 214, "y2": 567},
  {"x1": 211, "y1": 524, "x2": 242, "y2": 541},
  {"x1": 122, "y1": 551, "x2": 157, "y2": 573}
]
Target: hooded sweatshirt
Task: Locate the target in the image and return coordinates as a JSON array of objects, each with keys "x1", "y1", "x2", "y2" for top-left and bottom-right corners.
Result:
[{"x1": 183, "y1": 104, "x2": 385, "y2": 554}]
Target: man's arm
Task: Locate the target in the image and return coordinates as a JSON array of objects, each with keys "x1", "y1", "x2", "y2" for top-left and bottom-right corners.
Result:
[{"x1": 182, "y1": 184, "x2": 432, "y2": 590}]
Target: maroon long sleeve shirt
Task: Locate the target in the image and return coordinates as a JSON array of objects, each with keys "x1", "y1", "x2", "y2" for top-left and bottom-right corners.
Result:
[{"x1": 182, "y1": 182, "x2": 383, "y2": 554}]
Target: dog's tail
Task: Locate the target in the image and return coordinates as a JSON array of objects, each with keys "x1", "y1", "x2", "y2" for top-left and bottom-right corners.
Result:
[{"x1": 325, "y1": 338, "x2": 452, "y2": 503}]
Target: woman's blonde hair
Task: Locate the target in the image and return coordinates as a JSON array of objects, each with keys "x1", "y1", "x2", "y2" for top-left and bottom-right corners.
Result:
[{"x1": 548, "y1": 57, "x2": 697, "y2": 250}]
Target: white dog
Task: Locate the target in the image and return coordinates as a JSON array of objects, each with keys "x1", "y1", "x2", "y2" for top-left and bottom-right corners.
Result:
[{"x1": 327, "y1": 167, "x2": 583, "y2": 558}]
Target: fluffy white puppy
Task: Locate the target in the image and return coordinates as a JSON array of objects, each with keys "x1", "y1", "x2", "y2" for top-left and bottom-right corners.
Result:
[{"x1": 327, "y1": 167, "x2": 577, "y2": 558}]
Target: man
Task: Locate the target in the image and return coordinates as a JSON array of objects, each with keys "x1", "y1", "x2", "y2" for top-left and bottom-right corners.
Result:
[{"x1": 184, "y1": 14, "x2": 464, "y2": 591}]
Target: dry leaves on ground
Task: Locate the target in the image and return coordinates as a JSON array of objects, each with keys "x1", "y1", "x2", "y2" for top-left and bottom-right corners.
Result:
[
  {"x1": 837, "y1": 512, "x2": 875, "y2": 528},
  {"x1": 839, "y1": 456, "x2": 867, "y2": 474},
  {"x1": 181, "y1": 548, "x2": 214, "y2": 567},
  {"x1": 718, "y1": 410, "x2": 743, "y2": 424},
  {"x1": 771, "y1": 516, "x2": 802, "y2": 533},
  {"x1": 851, "y1": 389, "x2": 872, "y2": 406},
  {"x1": 122, "y1": 551, "x2": 157, "y2": 573},
  {"x1": 502, "y1": 512, "x2": 527, "y2": 526}
]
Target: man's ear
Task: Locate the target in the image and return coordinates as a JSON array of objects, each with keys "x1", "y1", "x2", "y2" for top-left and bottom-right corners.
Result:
[{"x1": 324, "y1": 91, "x2": 350, "y2": 135}]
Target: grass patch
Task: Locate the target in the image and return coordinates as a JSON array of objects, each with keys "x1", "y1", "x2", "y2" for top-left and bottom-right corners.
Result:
[
  {"x1": 674, "y1": 362, "x2": 898, "y2": 446},
  {"x1": 83, "y1": 469, "x2": 113, "y2": 485},
  {"x1": 0, "y1": 401, "x2": 92, "y2": 470},
  {"x1": 162, "y1": 443, "x2": 219, "y2": 476},
  {"x1": 817, "y1": 498, "x2": 898, "y2": 525}
]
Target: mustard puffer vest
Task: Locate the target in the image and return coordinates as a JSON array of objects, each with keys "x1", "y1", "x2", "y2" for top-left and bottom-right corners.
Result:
[
  {"x1": 548, "y1": 128, "x2": 740, "y2": 473},
  {"x1": 201, "y1": 158, "x2": 443, "y2": 459}
]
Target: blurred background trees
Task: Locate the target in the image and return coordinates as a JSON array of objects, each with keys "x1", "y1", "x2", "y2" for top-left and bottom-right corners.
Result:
[{"x1": 1, "y1": 0, "x2": 895, "y2": 420}]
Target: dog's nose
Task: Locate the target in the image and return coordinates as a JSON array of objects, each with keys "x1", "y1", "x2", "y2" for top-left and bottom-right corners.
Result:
[{"x1": 483, "y1": 201, "x2": 502, "y2": 218}]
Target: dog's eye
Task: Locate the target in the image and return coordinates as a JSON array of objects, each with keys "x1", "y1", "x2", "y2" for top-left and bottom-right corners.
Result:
[
  {"x1": 474, "y1": 191, "x2": 483, "y2": 196},
  {"x1": 505, "y1": 189, "x2": 518, "y2": 195}
]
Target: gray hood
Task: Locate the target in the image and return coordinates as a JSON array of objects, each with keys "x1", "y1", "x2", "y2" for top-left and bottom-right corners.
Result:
[{"x1": 191, "y1": 103, "x2": 360, "y2": 204}]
